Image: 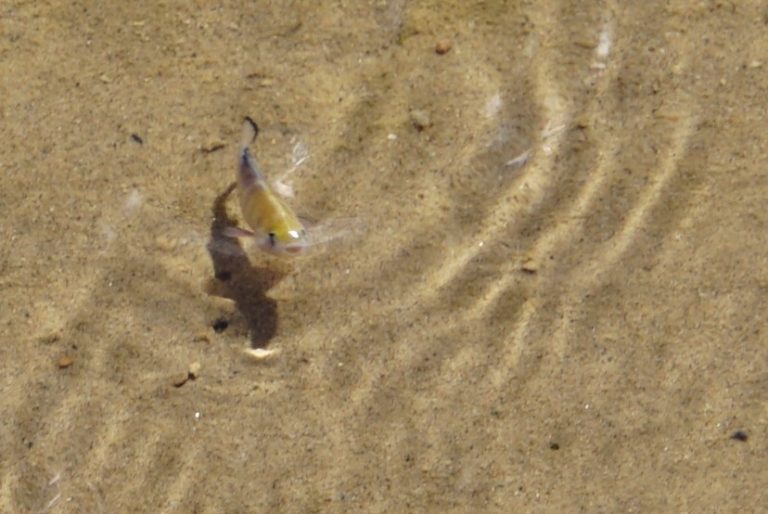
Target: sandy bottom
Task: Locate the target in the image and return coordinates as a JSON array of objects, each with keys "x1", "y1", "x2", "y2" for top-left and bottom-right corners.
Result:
[{"x1": 2, "y1": 1, "x2": 767, "y2": 512}]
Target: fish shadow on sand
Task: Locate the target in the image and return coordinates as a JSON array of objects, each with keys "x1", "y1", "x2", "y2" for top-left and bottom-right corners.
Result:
[{"x1": 205, "y1": 182, "x2": 284, "y2": 348}]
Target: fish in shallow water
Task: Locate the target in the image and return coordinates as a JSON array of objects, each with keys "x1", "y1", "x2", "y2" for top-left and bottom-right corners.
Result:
[
  {"x1": 224, "y1": 117, "x2": 310, "y2": 255},
  {"x1": 223, "y1": 117, "x2": 365, "y2": 257}
]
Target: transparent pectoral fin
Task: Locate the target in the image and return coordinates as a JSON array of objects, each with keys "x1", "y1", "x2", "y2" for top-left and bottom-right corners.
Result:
[
  {"x1": 222, "y1": 226, "x2": 256, "y2": 239},
  {"x1": 154, "y1": 217, "x2": 365, "y2": 260},
  {"x1": 302, "y1": 217, "x2": 367, "y2": 248}
]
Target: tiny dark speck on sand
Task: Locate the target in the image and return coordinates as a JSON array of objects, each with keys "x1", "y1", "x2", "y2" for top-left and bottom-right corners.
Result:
[
  {"x1": 212, "y1": 318, "x2": 229, "y2": 333},
  {"x1": 731, "y1": 430, "x2": 748, "y2": 442},
  {"x1": 131, "y1": 133, "x2": 143, "y2": 144}
]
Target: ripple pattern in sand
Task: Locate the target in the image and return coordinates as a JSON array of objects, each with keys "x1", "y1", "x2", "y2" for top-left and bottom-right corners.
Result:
[{"x1": 3, "y1": 1, "x2": 768, "y2": 512}]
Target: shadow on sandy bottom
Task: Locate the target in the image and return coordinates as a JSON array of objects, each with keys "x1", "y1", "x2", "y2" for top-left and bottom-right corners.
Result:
[{"x1": 204, "y1": 182, "x2": 284, "y2": 348}]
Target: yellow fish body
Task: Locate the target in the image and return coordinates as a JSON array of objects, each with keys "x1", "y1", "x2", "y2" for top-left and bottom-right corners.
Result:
[{"x1": 228, "y1": 117, "x2": 309, "y2": 256}]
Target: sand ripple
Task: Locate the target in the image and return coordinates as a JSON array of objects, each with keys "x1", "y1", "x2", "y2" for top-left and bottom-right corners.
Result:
[{"x1": 2, "y1": 1, "x2": 767, "y2": 512}]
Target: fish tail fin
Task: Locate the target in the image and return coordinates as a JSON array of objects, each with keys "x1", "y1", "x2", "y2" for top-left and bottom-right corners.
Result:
[
  {"x1": 241, "y1": 116, "x2": 259, "y2": 149},
  {"x1": 237, "y1": 117, "x2": 264, "y2": 188}
]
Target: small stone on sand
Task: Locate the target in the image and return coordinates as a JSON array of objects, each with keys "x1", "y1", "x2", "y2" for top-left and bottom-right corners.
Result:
[
  {"x1": 521, "y1": 258, "x2": 538, "y2": 273},
  {"x1": 57, "y1": 355, "x2": 74, "y2": 369},
  {"x1": 40, "y1": 332, "x2": 62, "y2": 345},
  {"x1": 155, "y1": 235, "x2": 177, "y2": 251},
  {"x1": 410, "y1": 109, "x2": 432, "y2": 131},
  {"x1": 193, "y1": 332, "x2": 210, "y2": 343},
  {"x1": 435, "y1": 40, "x2": 452, "y2": 54},
  {"x1": 188, "y1": 361, "x2": 201, "y2": 378},
  {"x1": 171, "y1": 373, "x2": 189, "y2": 388}
]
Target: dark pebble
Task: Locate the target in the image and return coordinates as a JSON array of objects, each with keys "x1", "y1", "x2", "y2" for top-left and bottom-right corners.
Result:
[
  {"x1": 212, "y1": 318, "x2": 229, "y2": 333},
  {"x1": 731, "y1": 430, "x2": 748, "y2": 442}
]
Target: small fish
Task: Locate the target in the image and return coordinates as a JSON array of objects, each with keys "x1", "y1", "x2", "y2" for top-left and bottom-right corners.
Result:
[{"x1": 225, "y1": 117, "x2": 310, "y2": 255}]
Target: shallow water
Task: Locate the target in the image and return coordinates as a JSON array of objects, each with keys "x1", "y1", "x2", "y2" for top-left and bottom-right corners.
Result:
[{"x1": 2, "y1": 1, "x2": 767, "y2": 511}]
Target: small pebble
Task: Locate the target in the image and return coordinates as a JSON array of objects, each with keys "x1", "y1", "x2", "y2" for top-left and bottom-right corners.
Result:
[
  {"x1": 155, "y1": 235, "x2": 177, "y2": 251},
  {"x1": 172, "y1": 362, "x2": 202, "y2": 387},
  {"x1": 435, "y1": 39, "x2": 452, "y2": 55},
  {"x1": 188, "y1": 361, "x2": 201, "y2": 378},
  {"x1": 171, "y1": 373, "x2": 189, "y2": 388},
  {"x1": 39, "y1": 332, "x2": 61, "y2": 345},
  {"x1": 410, "y1": 109, "x2": 432, "y2": 131},
  {"x1": 193, "y1": 332, "x2": 210, "y2": 343},
  {"x1": 731, "y1": 430, "x2": 748, "y2": 442},
  {"x1": 521, "y1": 257, "x2": 538, "y2": 274},
  {"x1": 57, "y1": 356, "x2": 74, "y2": 369},
  {"x1": 212, "y1": 318, "x2": 229, "y2": 333}
]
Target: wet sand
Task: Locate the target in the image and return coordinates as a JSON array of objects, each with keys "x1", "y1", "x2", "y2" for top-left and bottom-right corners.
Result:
[{"x1": 2, "y1": 1, "x2": 767, "y2": 512}]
